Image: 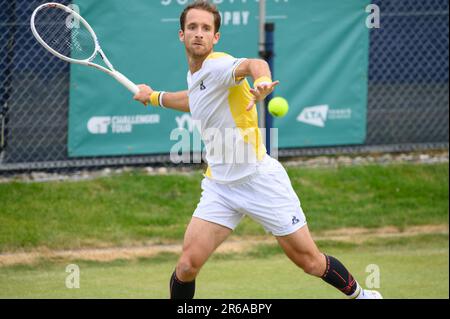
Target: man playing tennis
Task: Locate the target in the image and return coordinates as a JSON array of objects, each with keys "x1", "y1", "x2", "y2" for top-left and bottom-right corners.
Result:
[{"x1": 134, "y1": 0, "x2": 382, "y2": 299}]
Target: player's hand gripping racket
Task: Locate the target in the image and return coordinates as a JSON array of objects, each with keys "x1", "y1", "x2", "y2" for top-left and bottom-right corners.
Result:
[{"x1": 30, "y1": 2, "x2": 139, "y2": 95}]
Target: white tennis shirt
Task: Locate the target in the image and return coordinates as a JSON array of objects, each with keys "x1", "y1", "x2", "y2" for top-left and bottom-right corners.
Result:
[{"x1": 187, "y1": 52, "x2": 267, "y2": 183}]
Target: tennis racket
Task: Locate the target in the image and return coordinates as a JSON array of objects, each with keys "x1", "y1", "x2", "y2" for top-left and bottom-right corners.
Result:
[{"x1": 30, "y1": 2, "x2": 139, "y2": 95}]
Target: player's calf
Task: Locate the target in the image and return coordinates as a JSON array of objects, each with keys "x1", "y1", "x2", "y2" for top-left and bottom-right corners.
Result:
[
  {"x1": 320, "y1": 254, "x2": 383, "y2": 299},
  {"x1": 170, "y1": 270, "x2": 196, "y2": 299},
  {"x1": 321, "y1": 255, "x2": 359, "y2": 296}
]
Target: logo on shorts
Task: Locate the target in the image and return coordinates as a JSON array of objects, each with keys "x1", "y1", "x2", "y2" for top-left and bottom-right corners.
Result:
[{"x1": 292, "y1": 216, "x2": 300, "y2": 225}]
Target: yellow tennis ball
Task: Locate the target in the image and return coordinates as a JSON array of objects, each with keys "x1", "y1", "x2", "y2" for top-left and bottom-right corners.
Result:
[{"x1": 268, "y1": 97, "x2": 289, "y2": 117}]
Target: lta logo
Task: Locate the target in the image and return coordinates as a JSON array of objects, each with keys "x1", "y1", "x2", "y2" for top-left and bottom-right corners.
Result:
[{"x1": 297, "y1": 105, "x2": 329, "y2": 128}]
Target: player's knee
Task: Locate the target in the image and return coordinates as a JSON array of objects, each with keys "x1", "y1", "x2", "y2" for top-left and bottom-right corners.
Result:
[
  {"x1": 177, "y1": 259, "x2": 201, "y2": 280},
  {"x1": 300, "y1": 256, "x2": 323, "y2": 276}
]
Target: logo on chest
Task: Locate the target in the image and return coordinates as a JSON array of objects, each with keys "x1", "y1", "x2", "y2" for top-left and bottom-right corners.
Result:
[{"x1": 200, "y1": 80, "x2": 207, "y2": 91}]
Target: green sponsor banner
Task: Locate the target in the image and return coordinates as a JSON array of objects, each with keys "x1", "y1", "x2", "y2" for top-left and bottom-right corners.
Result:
[
  {"x1": 68, "y1": 0, "x2": 369, "y2": 157},
  {"x1": 271, "y1": 0, "x2": 370, "y2": 148}
]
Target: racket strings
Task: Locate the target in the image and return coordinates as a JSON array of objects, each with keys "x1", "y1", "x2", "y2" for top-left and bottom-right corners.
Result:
[{"x1": 34, "y1": 7, "x2": 96, "y2": 61}]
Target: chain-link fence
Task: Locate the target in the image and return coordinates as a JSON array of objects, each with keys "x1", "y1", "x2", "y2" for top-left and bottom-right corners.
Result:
[
  {"x1": 0, "y1": 0, "x2": 448, "y2": 172},
  {"x1": 367, "y1": 0, "x2": 449, "y2": 145}
]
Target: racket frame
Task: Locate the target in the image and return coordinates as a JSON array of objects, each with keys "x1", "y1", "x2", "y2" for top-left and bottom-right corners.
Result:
[{"x1": 30, "y1": 2, "x2": 139, "y2": 94}]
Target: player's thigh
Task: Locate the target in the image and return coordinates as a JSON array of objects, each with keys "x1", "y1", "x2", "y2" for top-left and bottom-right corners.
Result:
[
  {"x1": 181, "y1": 217, "x2": 233, "y2": 267},
  {"x1": 193, "y1": 177, "x2": 243, "y2": 232},
  {"x1": 242, "y1": 158, "x2": 307, "y2": 237}
]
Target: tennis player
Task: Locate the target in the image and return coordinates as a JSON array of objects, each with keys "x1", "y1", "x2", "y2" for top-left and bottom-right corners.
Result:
[{"x1": 134, "y1": 0, "x2": 382, "y2": 300}]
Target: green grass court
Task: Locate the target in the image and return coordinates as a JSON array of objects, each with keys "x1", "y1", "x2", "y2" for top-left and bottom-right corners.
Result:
[
  {"x1": 0, "y1": 162, "x2": 448, "y2": 298},
  {"x1": 0, "y1": 234, "x2": 447, "y2": 299}
]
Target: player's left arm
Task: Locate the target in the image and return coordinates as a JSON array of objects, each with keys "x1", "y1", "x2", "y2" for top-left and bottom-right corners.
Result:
[{"x1": 234, "y1": 59, "x2": 280, "y2": 111}]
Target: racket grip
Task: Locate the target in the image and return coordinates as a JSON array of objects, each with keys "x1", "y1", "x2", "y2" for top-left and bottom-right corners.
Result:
[{"x1": 112, "y1": 71, "x2": 140, "y2": 95}]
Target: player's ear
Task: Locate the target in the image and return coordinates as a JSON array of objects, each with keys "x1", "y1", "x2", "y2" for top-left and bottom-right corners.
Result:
[
  {"x1": 178, "y1": 30, "x2": 185, "y2": 42},
  {"x1": 213, "y1": 32, "x2": 220, "y2": 45}
]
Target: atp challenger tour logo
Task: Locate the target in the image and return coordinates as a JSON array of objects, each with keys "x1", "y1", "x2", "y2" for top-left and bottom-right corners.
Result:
[{"x1": 87, "y1": 115, "x2": 160, "y2": 134}]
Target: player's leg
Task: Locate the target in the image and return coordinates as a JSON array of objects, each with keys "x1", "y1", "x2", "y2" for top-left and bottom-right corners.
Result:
[
  {"x1": 276, "y1": 224, "x2": 382, "y2": 299},
  {"x1": 275, "y1": 224, "x2": 325, "y2": 276},
  {"x1": 170, "y1": 218, "x2": 233, "y2": 299},
  {"x1": 242, "y1": 156, "x2": 381, "y2": 298},
  {"x1": 170, "y1": 177, "x2": 243, "y2": 299}
]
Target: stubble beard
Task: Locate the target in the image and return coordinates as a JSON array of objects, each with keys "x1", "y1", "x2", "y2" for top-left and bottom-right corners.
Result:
[{"x1": 186, "y1": 43, "x2": 212, "y2": 60}]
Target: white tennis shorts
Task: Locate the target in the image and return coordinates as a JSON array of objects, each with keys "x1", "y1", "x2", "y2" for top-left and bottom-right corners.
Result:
[{"x1": 193, "y1": 156, "x2": 307, "y2": 236}]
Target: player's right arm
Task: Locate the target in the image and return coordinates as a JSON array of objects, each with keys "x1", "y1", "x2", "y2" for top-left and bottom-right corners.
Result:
[{"x1": 134, "y1": 84, "x2": 190, "y2": 113}]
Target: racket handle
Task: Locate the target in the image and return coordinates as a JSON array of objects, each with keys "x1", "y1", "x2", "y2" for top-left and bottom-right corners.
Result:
[{"x1": 112, "y1": 71, "x2": 140, "y2": 95}]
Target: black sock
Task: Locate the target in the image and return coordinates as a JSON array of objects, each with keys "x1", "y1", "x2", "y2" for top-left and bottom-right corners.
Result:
[
  {"x1": 321, "y1": 255, "x2": 359, "y2": 296},
  {"x1": 170, "y1": 271, "x2": 196, "y2": 299}
]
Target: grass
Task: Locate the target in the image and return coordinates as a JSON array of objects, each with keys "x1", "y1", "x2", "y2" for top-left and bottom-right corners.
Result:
[
  {"x1": 0, "y1": 163, "x2": 448, "y2": 252},
  {"x1": 288, "y1": 163, "x2": 449, "y2": 231},
  {"x1": 0, "y1": 234, "x2": 447, "y2": 299}
]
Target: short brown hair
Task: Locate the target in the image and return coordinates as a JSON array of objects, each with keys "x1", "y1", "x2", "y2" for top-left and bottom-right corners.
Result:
[{"x1": 180, "y1": 0, "x2": 221, "y2": 33}]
